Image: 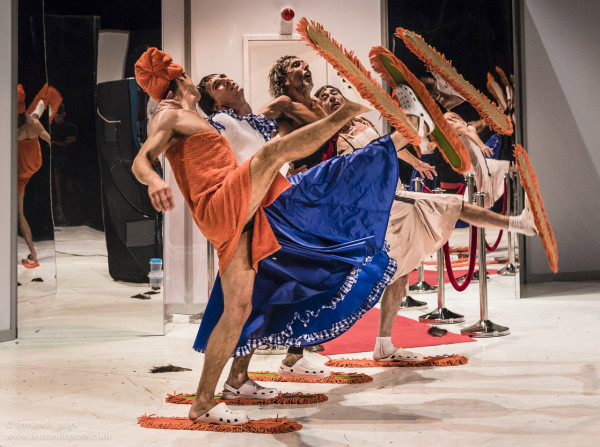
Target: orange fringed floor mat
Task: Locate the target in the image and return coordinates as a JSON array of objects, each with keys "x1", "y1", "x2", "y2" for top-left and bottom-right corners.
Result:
[
  {"x1": 296, "y1": 17, "x2": 421, "y2": 146},
  {"x1": 325, "y1": 355, "x2": 468, "y2": 368},
  {"x1": 248, "y1": 371, "x2": 372, "y2": 384},
  {"x1": 514, "y1": 145, "x2": 558, "y2": 273},
  {"x1": 395, "y1": 27, "x2": 513, "y2": 136},
  {"x1": 166, "y1": 392, "x2": 328, "y2": 406},
  {"x1": 138, "y1": 415, "x2": 302, "y2": 433}
]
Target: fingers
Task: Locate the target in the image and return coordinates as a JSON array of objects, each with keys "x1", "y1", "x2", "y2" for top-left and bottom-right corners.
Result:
[{"x1": 150, "y1": 184, "x2": 175, "y2": 212}]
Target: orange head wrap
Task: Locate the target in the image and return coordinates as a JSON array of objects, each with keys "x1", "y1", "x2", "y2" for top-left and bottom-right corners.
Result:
[
  {"x1": 135, "y1": 47, "x2": 184, "y2": 101},
  {"x1": 17, "y1": 84, "x2": 26, "y2": 114}
]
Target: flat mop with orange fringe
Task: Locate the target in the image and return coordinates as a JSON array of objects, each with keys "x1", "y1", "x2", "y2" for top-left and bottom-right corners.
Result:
[
  {"x1": 166, "y1": 392, "x2": 328, "y2": 406},
  {"x1": 395, "y1": 27, "x2": 513, "y2": 135},
  {"x1": 487, "y1": 72, "x2": 508, "y2": 112},
  {"x1": 325, "y1": 354, "x2": 468, "y2": 368},
  {"x1": 248, "y1": 371, "x2": 373, "y2": 384},
  {"x1": 296, "y1": 17, "x2": 421, "y2": 146},
  {"x1": 514, "y1": 145, "x2": 558, "y2": 273},
  {"x1": 369, "y1": 46, "x2": 471, "y2": 174},
  {"x1": 138, "y1": 415, "x2": 302, "y2": 433}
]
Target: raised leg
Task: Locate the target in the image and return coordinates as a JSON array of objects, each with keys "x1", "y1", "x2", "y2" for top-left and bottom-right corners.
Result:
[
  {"x1": 460, "y1": 203, "x2": 508, "y2": 230},
  {"x1": 245, "y1": 99, "x2": 369, "y2": 223}
]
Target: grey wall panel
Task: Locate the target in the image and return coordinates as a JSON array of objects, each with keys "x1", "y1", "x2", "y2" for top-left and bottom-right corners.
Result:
[{"x1": 522, "y1": 0, "x2": 600, "y2": 282}]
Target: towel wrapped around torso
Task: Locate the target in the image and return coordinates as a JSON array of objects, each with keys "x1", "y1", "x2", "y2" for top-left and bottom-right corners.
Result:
[
  {"x1": 165, "y1": 130, "x2": 290, "y2": 273},
  {"x1": 18, "y1": 138, "x2": 42, "y2": 195}
]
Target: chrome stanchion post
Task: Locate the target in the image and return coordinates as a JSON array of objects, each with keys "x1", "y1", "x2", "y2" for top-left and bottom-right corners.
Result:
[
  {"x1": 419, "y1": 188, "x2": 465, "y2": 324},
  {"x1": 461, "y1": 192, "x2": 509, "y2": 337},
  {"x1": 499, "y1": 170, "x2": 518, "y2": 275},
  {"x1": 408, "y1": 177, "x2": 437, "y2": 295}
]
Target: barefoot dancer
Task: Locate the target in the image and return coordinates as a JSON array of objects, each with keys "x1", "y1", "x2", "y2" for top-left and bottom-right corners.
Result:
[{"x1": 132, "y1": 48, "x2": 372, "y2": 425}]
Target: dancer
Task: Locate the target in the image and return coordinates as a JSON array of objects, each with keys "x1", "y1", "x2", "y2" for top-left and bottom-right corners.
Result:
[
  {"x1": 17, "y1": 84, "x2": 51, "y2": 268},
  {"x1": 312, "y1": 81, "x2": 539, "y2": 362},
  {"x1": 132, "y1": 48, "x2": 373, "y2": 425},
  {"x1": 194, "y1": 70, "x2": 428, "y2": 380}
]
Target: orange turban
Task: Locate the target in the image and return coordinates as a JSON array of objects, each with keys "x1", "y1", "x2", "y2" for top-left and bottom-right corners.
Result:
[
  {"x1": 17, "y1": 84, "x2": 26, "y2": 114},
  {"x1": 135, "y1": 47, "x2": 184, "y2": 101}
]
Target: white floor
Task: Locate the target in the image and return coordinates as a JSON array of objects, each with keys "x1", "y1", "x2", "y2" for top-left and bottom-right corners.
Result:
[{"x1": 2, "y1": 228, "x2": 600, "y2": 446}]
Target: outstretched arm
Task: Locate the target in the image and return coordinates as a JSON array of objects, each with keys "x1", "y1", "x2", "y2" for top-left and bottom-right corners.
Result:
[
  {"x1": 132, "y1": 119, "x2": 176, "y2": 212},
  {"x1": 397, "y1": 147, "x2": 437, "y2": 180},
  {"x1": 258, "y1": 95, "x2": 324, "y2": 123}
]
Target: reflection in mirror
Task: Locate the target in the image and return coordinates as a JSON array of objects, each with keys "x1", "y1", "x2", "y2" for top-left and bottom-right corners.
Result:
[
  {"x1": 17, "y1": 0, "x2": 164, "y2": 337},
  {"x1": 386, "y1": 0, "x2": 520, "y2": 308},
  {"x1": 17, "y1": 0, "x2": 57, "y2": 305}
]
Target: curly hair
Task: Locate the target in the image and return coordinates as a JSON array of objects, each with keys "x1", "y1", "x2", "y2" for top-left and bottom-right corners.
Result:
[
  {"x1": 197, "y1": 74, "x2": 220, "y2": 115},
  {"x1": 268, "y1": 55, "x2": 297, "y2": 98}
]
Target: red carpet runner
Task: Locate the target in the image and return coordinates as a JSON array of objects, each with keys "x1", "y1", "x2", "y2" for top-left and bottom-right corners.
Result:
[{"x1": 321, "y1": 307, "x2": 474, "y2": 356}]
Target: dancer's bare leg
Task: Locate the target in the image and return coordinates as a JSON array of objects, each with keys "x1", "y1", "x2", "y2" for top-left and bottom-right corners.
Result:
[
  {"x1": 377, "y1": 275, "x2": 408, "y2": 337},
  {"x1": 226, "y1": 350, "x2": 255, "y2": 389},
  {"x1": 189, "y1": 231, "x2": 255, "y2": 420},
  {"x1": 461, "y1": 203, "x2": 508, "y2": 229},
  {"x1": 18, "y1": 193, "x2": 37, "y2": 262}
]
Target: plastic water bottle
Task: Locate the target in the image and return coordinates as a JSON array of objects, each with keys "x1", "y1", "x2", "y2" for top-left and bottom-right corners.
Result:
[{"x1": 148, "y1": 258, "x2": 163, "y2": 290}]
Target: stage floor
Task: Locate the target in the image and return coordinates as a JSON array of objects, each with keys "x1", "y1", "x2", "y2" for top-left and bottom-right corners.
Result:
[{"x1": 2, "y1": 228, "x2": 599, "y2": 446}]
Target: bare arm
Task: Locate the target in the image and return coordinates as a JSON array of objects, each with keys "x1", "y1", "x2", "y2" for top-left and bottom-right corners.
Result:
[
  {"x1": 132, "y1": 117, "x2": 176, "y2": 212},
  {"x1": 32, "y1": 120, "x2": 51, "y2": 145},
  {"x1": 258, "y1": 95, "x2": 323, "y2": 123},
  {"x1": 397, "y1": 147, "x2": 437, "y2": 180}
]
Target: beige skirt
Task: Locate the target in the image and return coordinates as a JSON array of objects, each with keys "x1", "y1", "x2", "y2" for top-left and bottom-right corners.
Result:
[
  {"x1": 464, "y1": 137, "x2": 510, "y2": 208},
  {"x1": 386, "y1": 190, "x2": 463, "y2": 280}
]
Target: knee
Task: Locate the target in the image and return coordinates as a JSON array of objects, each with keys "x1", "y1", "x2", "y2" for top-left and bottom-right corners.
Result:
[
  {"x1": 224, "y1": 300, "x2": 252, "y2": 324},
  {"x1": 255, "y1": 139, "x2": 284, "y2": 166}
]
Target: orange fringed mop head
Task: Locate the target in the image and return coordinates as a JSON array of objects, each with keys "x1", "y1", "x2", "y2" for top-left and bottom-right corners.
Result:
[
  {"x1": 370, "y1": 46, "x2": 471, "y2": 174},
  {"x1": 495, "y1": 66, "x2": 511, "y2": 88},
  {"x1": 395, "y1": 27, "x2": 513, "y2": 136},
  {"x1": 25, "y1": 83, "x2": 64, "y2": 123},
  {"x1": 513, "y1": 145, "x2": 558, "y2": 273},
  {"x1": 248, "y1": 371, "x2": 372, "y2": 384},
  {"x1": 166, "y1": 392, "x2": 328, "y2": 406},
  {"x1": 138, "y1": 415, "x2": 302, "y2": 433},
  {"x1": 325, "y1": 355, "x2": 468, "y2": 368},
  {"x1": 296, "y1": 18, "x2": 420, "y2": 146},
  {"x1": 486, "y1": 73, "x2": 508, "y2": 112}
]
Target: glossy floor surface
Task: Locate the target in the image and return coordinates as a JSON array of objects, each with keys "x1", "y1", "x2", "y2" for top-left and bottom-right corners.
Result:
[{"x1": 2, "y1": 228, "x2": 599, "y2": 446}]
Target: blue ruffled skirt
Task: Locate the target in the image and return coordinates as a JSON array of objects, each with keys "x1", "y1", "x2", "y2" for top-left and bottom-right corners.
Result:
[{"x1": 193, "y1": 135, "x2": 399, "y2": 356}]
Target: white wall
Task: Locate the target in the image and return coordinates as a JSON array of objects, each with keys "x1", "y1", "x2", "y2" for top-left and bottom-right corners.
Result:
[
  {"x1": 161, "y1": 0, "x2": 382, "y2": 312},
  {"x1": 0, "y1": 0, "x2": 17, "y2": 342},
  {"x1": 521, "y1": 0, "x2": 600, "y2": 282}
]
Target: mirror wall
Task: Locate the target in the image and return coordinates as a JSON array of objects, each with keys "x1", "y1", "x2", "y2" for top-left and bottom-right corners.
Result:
[
  {"x1": 17, "y1": 0, "x2": 164, "y2": 337},
  {"x1": 387, "y1": 0, "x2": 520, "y2": 302}
]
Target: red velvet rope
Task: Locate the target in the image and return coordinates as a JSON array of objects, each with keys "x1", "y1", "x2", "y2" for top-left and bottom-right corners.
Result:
[
  {"x1": 485, "y1": 182, "x2": 508, "y2": 252},
  {"x1": 422, "y1": 181, "x2": 478, "y2": 290},
  {"x1": 443, "y1": 225, "x2": 478, "y2": 291}
]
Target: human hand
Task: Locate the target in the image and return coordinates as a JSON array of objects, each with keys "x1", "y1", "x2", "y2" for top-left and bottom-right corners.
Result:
[
  {"x1": 479, "y1": 144, "x2": 494, "y2": 157},
  {"x1": 148, "y1": 178, "x2": 175, "y2": 211},
  {"x1": 287, "y1": 162, "x2": 307, "y2": 177},
  {"x1": 415, "y1": 160, "x2": 437, "y2": 180}
]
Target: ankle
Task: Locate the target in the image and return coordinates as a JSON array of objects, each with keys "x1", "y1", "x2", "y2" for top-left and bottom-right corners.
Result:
[{"x1": 282, "y1": 353, "x2": 302, "y2": 367}]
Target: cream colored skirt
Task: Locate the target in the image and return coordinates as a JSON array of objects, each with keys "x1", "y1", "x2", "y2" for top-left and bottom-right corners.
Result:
[{"x1": 386, "y1": 190, "x2": 463, "y2": 280}]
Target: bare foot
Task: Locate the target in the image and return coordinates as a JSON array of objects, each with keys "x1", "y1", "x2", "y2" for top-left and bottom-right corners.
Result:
[
  {"x1": 281, "y1": 353, "x2": 303, "y2": 367},
  {"x1": 339, "y1": 97, "x2": 371, "y2": 118},
  {"x1": 189, "y1": 398, "x2": 219, "y2": 421}
]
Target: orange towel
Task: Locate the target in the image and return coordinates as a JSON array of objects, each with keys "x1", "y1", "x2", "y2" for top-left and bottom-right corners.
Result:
[
  {"x1": 18, "y1": 139, "x2": 42, "y2": 194},
  {"x1": 18, "y1": 84, "x2": 26, "y2": 114},
  {"x1": 165, "y1": 131, "x2": 290, "y2": 274}
]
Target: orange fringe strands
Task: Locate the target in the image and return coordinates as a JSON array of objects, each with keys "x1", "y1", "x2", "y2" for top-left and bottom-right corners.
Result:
[
  {"x1": 395, "y1": 27, "x2": 513, "y2": 135},
  {"x1": 326, "y1": 355, "x2": 468, "y2": 368},
  {"x1": 166, "y1": 392, "x2": 329, "y2": 406},
  {"x1": 370, "y1": 46, "x2": 471, "y2": 173},
  {"x1": 296, "y1": 18, "x2": 421, "y2": 146},
  {"x1": 513, "y1": 145, "x2": 558, "y2": 273},
  {"x1": 487, "y1": 73, "x2": 508, "y2": 112},
  {"x1": 248, "y1": 371, "x2": 373, "y2": 384},
  {"x1": 138, "y1": 415, "x2": 302, "y2": 434}
]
